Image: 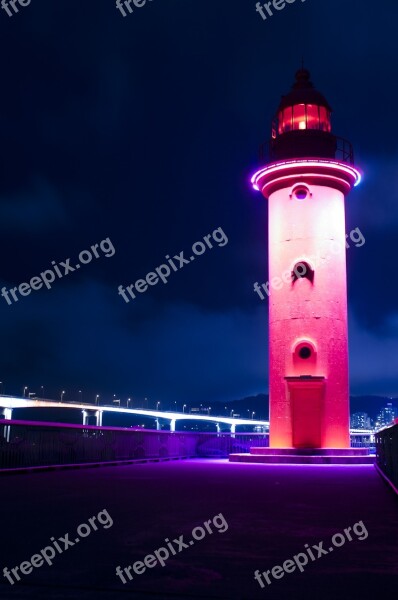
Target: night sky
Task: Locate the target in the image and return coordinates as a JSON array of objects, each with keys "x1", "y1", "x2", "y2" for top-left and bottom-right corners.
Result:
[{"x1": 0, "y1": 0, "x2": 397, "y2": 407}]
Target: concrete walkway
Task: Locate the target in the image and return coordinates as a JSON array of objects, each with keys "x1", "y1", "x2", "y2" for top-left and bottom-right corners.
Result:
[{"x1": 0, "y1": 460, "x2": 397, "y2": 599}]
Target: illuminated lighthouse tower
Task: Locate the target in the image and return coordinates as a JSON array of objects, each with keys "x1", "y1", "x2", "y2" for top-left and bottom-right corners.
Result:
[{"x1": 251, "y1": 69, "x2": 361, "y2": 452}]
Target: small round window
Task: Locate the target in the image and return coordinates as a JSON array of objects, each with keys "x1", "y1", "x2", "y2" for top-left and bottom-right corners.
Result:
[
  {"x1": 299, "y1": 346, "x2": 312, "y2": 359},
  {"x1": 292, "y1": 261, "x2": 314, "y2": 283},
  {"x1": 293, "y1": 187, "x2": 309, "y2": 201}
]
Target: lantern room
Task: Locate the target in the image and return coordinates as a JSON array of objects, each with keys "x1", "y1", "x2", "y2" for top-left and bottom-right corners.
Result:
[
  {"x1": 277, "y1": 101, "x2": 331, "y2": 134},
  {"x1": 275, "y1": 69, "x2": 332, "y2": 136},
  {"x1": 268, "y1": 69, "x2": 343, "y2": 163}
]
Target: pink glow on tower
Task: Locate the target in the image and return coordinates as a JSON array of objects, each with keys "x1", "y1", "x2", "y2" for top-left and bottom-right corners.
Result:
[{"x1": 253, "y1": 70, "x2": 361, "y2": 449}]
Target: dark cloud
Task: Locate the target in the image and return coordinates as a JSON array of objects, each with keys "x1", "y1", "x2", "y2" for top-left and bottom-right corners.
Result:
[{"x1": 0, "y1": 0, "x2": 397, "y2": 402}]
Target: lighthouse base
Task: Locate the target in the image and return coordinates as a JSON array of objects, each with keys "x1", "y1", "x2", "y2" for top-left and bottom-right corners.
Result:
[{"x1": 229, "y1": 447, "x2": 374, "y2": 465}]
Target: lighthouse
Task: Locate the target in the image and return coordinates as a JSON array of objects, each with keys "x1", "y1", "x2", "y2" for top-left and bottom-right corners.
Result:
[{"x1": 250, "y1": 69, "x2": 362, "y2": 453}]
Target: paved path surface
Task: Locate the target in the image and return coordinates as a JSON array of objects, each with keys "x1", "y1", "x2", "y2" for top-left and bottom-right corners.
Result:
[{"x1": 0, "y1": 459, "x2": 397, "y2": 599}]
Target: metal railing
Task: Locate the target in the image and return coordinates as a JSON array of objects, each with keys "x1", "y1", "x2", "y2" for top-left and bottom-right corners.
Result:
[
  {"x1": 259, "y1": 134, "x2": 354, "y2": 165},
  {"x1": 0, "y1": 421, "x2": 270, "y2": 469},
  {"x1": 335, "y1": 136, "x2": 355, "y2": 164},
  {"x1": 375, "y1": 421, "x2": 398, "y2": 489},
  {"x1": 0, "y1": 421, "x2": 376, "y2": 470}
]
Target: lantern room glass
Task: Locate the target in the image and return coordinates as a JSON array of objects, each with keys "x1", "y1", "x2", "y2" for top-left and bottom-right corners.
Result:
[{"x1": 277, "y1": 104, "x2": 331, "y2": 134}]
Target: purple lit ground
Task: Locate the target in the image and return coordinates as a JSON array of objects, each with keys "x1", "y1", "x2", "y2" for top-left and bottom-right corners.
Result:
[{"x1": 0, "y1": 460, "x2": 397, "y2": 599}]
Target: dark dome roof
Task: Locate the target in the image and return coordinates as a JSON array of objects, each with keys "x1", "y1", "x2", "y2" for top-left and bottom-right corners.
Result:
[{"x1": 278, "y1": 69, "x2": 332, "y2": 112}]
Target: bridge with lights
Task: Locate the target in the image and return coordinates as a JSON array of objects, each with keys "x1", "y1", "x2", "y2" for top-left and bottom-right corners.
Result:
[
  {"x1": 0, "y1": 396, "x2": 375, "y2": 443},
  {"x1": 0, "y1": 396, "x2": 269, "y2": 433}
]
